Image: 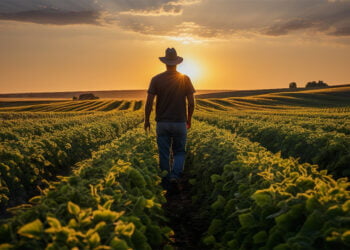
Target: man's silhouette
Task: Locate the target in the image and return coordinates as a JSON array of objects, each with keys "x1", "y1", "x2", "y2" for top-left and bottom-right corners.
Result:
[{"x1": 144, "y1": 48, "x2": 195, "y2": 191}]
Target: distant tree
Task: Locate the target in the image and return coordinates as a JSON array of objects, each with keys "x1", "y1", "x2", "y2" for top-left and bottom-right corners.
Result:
[
  {"x1": 72, "y1": 96, "x2": 78, "y2": 101},
  {"x1": 317, "y1": 80, "x2": 328, "y2": 87},
  {"x1": 78, "y1": 93, "x2": 99, "y2": 100},
  {"x1": 289, "y1": 82, "x2": 297, "y2": 89},
  {"x1": 305, "y1": 80, "x2": 328, "y2": 88},
  {"x1": 306, "y1": 81, "x2": 317, "y2": 88}
]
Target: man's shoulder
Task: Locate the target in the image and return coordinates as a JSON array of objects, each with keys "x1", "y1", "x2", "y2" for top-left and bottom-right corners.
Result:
[
  {"x1": 182, "y1": 74, "x2": 191, "y2": 81},
  {"x1": 152, "y1": 71, "x2": 168, "y2": 81}
]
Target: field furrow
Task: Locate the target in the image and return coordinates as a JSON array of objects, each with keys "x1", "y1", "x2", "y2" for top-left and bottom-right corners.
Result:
[{"x1": 100, "y1": 100, "x2": 123, "y2": 111}]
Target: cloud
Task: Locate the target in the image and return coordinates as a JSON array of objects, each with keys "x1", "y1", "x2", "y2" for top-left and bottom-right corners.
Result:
[
  {"x1": 1, "y1": 0, "x2": 350, "y2": 42},
  {"x1": 262, "y1": 3, "x2": 350, "y2": 37},
  {"x1": 119, "y1": 5, "x2": 182, "y2": 17},
  {"x1": 0, "y1": 0, "x2": 102, "y2": 25},
  {"x1": 0, "y1": 9, "x2": 101, "y2": 25},
  {"x1": 329, "y1": 26, "x2": 350, "y2": 36},
  {"x1": 112, "y1": 0, "x2": 350, "y2": 41},
  {"x1": 117, "y1": 0, "x2": 200, "y2": 16},
  {"x1": 264, "y1": 19, "x2": 316, "y2": 36},
  {"x1": 0, "y1": 0, "x2": 199, "y2": 24},
  {"x1": 0, "y1": 0, "x2": 100, "y2": 13}
]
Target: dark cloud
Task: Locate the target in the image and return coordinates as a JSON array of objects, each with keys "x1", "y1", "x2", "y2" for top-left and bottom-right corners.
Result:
[
  {"x1": 0, "y1": 0, "x2": 102, "y2": 25},
  {"x1": 0, "y1": 0, "x2": 196, "y2": 24},
  {"x1": 0, "y1": 9, "x2": 101, "y2": 25},
  {"x1": 264, "y1": 19, "x2": 316, "y2": 36},
  {"x1": 262, "y1": 5, "x2": 350, "y2": 36},
  {"x1": 0, "y1": 0, "x2": 100, "y2": 13},
  {"x1": 329, "y1": 26, "x2": 350, "y2": 36}
]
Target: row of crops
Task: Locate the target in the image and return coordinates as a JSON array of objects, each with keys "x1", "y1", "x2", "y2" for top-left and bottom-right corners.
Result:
[
  {"x1": 195, "y1": 99, "x2": 350, "y2": 112},
  {"x1": 195, "y1": 110, "x2": 350, "y2": 179},
  {"x1": 1, "y1": 104, "x2": 350, "y2": 249},
  {"x1": 0, "y1": 127, "x2": 172, "y2": 249},
  {"x1": 2, "y1": 97, "x2": 349, "y2": 114},
  {"x1": 187, "y1": 121, "x2": 350, "y2": 249},
  {"x1": 0, "y1": 100, "x2": 143, "y2": 112},
  {"x1": 0, "y1": 111, "x2": 143, "y2": 210}
]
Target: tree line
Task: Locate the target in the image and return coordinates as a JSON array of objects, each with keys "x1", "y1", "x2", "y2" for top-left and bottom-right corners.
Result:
[{"x1": 289, "y1": 80, "x2": 328, "y2": 89}]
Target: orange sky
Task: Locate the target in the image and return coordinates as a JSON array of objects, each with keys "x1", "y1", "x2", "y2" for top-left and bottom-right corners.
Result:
[{"x1": 0, "y1": 0, "x2": 350, "y2": 93}]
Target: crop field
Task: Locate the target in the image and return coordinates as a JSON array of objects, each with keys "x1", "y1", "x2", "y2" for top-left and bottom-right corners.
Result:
[
  {"x1": 0, "y1": 100, "x2": 144, "y2": 112},
  {"x1": 0, "y1": 87, "x2": 350, "y2": 249}
]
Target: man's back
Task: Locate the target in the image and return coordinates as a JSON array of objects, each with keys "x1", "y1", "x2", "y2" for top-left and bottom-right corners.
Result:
[
  {"x1": 144, "y1": 48, "x2": 195, "y2": 191},
  {"x1": 148, "y1": 70, "x2": 195, "y2": 122}
]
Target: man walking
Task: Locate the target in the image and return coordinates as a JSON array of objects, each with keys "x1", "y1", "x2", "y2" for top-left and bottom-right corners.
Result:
[{"x1": 144, "y1": 48, "x2": 195, "y2": 191}]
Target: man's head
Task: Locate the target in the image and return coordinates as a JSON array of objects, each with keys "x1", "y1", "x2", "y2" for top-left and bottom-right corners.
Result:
[{"x1": 159, "y1": 48, "x2": 183, "y2": 67}]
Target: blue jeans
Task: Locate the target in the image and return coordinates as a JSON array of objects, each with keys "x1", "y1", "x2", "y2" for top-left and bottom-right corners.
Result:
[{"x1": 156, "y1": 122, "x2": 187, "y2": 180}]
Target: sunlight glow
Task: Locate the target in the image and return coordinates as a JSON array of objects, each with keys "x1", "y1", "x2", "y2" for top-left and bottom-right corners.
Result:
[{"x1": 178, "y1": 59, "x2": 202, "y2": 82}]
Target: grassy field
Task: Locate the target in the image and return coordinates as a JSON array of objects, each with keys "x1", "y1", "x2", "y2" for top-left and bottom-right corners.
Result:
[{"x1": 0, "y1": 86, "x2": 349, "y2": 249}]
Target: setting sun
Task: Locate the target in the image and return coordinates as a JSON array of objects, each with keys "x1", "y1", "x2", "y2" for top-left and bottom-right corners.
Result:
[{"x1": 178, "y1": 59, "x2": 202, "y2": 82}]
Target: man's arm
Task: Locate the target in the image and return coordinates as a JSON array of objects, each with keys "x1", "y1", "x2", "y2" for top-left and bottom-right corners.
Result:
[
  {"x1": 144, "y1": 93, "x2": 155, "y2": 131},
  {"x1": 186, "y1": 93, "x2": 195, "y2": 129}
]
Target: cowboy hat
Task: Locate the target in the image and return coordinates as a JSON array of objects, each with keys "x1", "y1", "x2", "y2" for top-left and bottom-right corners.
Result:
[{"x1": 159, "y1": 48, "x2": 183, "y2": 65}]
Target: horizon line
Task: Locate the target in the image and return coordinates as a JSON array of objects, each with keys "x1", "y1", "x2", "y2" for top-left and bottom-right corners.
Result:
[{"x1": 1, "y1": 83, "x2": 350, "y2": 95}]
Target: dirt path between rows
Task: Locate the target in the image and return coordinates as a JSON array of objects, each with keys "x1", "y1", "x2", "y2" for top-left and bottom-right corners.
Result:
[{"x1": 162, "y1": 174, "x2": 207, "y2": 249}]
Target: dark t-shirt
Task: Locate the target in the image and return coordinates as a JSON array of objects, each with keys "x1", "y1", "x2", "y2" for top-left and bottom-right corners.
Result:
[{"x1": 148, "y1": 70, "x2": 195, "y2": 122}]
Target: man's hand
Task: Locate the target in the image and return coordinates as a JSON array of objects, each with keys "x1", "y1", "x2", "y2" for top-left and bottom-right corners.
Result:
[
  {"x1": 186, "y1": 93, "x2": 194, "y2": 130},
  {"x1": 186, "y1": 120, "x2": 191, "y2": 129},
  {"x1": 144, "y1": 93, "x2": 155, "y2": 133},
  {"x1": 144, "y1": 120, "x2": 151, "y2": 132}
]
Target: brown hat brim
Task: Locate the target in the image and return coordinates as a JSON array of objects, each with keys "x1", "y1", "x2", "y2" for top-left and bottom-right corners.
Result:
[{"x1": 159, "y1": 57, "x2": 183, "y2": 65}]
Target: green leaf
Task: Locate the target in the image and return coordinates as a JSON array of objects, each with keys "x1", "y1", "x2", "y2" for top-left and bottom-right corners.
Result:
[
  {"x1": 203, "y1": 235, "x2": 216, "y2": 245},
  {"x1": 47, "y1": 217, "x2": 61, "y2": 229},
  {"x1": 238, "y1": 213, "x2": 255, "y2": 228},
  {"x1": 0, "y1": 243, "x2": 15, "y2": 250},
  {"x1": 89, "y1": 232, "x2": 100, "y2": 247},
  {"x1": 207, "y1": 219, "x2": 223, "y2": 235},
  {"x1": 67, "y1": 201, "x2": 80, "y2": 215},
  {"x1": 115, "y1": 221, "x2": 135, "y2": 237},
  {"x1": 341, "y1": 231, "x2": 350, "y2": 246},
  {"x1": 68, "y1": 218, "x2": 79, "y2": 228},
  {"x1": 103, "y1": 200, "x2": 114, "y2": 210},
  {"x1": 251, "y1": 191, "x2": 272, "y2": 208},
  {"x1": 342, "y1": 200, "x2": 350, "y2": 213},
  {"x1": 93, "y1": 210, "x2": 124, "y2": 223},
  {"x1": 189, "y1": 178, "x2": 196, "y2": 185},
  {"x1": 110, "y1": 237, "x2": 130, "y2": 249},
  {"x1": 145, "y1": 199, "x2": 154, "y2": 208},
  {"x1": 17, "y1": 219, "x2": 43, "y2": 239},
  {"x1": 0, "y1": 224, "x2": 11, "y2": 242},
  {"x1": 131, "y1": 229, "x2": 148, "y2": 249},
  {"x1": 122, "y1": 223, "x2": 135, "y2": 237},
  {"x1": 253, "y1": 231, "x2": 267, "y2": 244},
  {"x1": 128, "y1": 168, "x2": 146, "y2": 188},
  {"x1": 211, "y1": 195, "x2": 226, "y2": 210},
  {"x1": 210, "y1": 174, "x2": 221, "y2": 183},
  {"x1": 28, "y1": 195, "x2": 41, "y2": 204}
]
